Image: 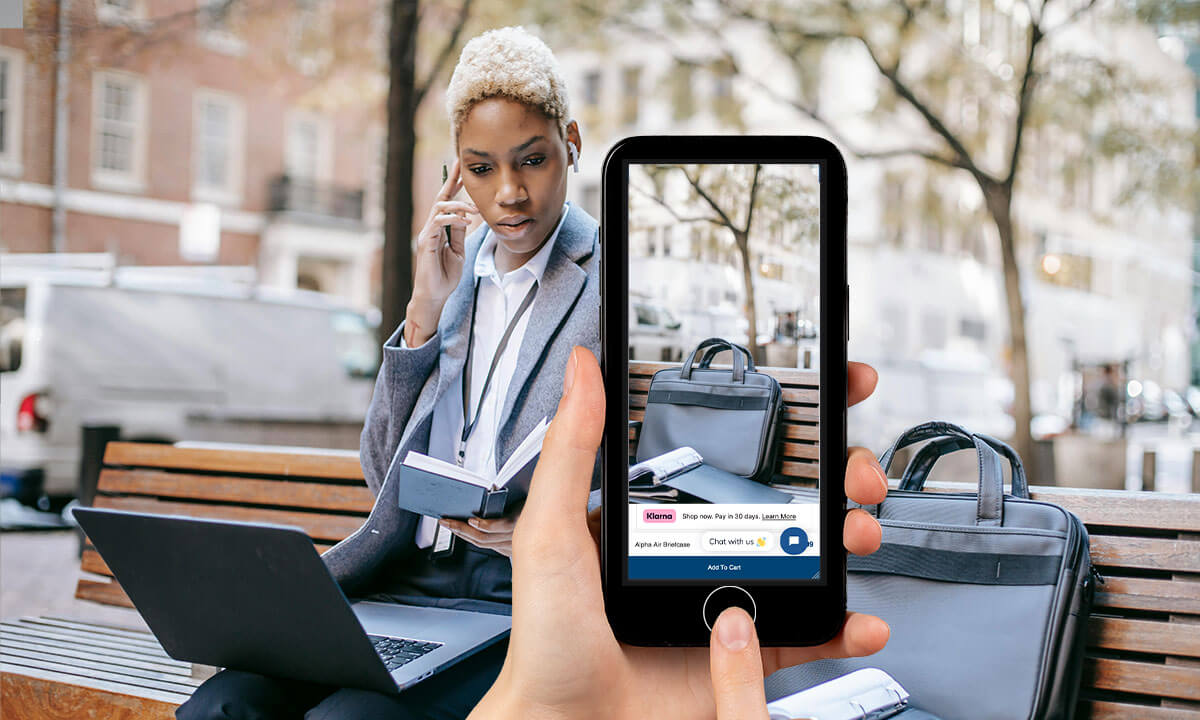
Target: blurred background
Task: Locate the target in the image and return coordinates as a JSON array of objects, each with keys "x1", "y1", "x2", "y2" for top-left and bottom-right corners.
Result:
[{"x1": 0, "y1": 0, "x2": 1196, "y2": 544}]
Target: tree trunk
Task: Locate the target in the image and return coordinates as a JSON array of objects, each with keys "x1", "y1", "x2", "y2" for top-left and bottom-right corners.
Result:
[
  {"x1": 735, "y1": 230, "x2": 762, "y2": 363},
  {"x1": 984, "y1": 182, "x2": 1036, "y2": 481},
  {"x1": 380, "y1": 0, "x2": 419, "y2": 345}
]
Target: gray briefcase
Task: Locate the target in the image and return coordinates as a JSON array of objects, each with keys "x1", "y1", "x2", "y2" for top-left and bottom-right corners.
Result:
[
  {"x1": 635, "y1": 337, "x2": 785, "y2": 484},
  {"x1": 766, "y1": 421, "x2": 1099, "y2": 720}
]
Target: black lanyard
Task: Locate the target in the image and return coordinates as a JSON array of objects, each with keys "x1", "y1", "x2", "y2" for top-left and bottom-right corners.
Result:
[{"x1": 457, "y1": 275, "x2": 539, "y2": 467}]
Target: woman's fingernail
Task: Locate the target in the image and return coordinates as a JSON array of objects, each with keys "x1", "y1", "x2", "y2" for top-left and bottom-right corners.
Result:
[
  {"x1": 563, "y1": 348, "x2": 578, "y2": 394},
  {"x1": 716, "y1": 609, "x2": 752, "y2": 651},
  {"x1": 874, "y1": 463, "x2": 889, "y2": 494}
]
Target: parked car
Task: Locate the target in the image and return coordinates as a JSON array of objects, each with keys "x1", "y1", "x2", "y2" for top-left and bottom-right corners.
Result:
[
  {"x1": 0, "y1": 268, "x2": 379, "y2": 498},
  {"x1": 629, "y1": 299, "x2": 686, "y2": 362}
]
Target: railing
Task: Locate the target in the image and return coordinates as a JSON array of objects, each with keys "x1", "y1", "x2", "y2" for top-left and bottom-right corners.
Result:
[{"x1": 267, "y1": 175, "x2": 364, "y2": 223}]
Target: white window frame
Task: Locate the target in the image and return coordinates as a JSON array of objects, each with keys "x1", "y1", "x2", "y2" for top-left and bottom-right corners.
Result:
[
  {"x1": 0, "y1": 46, "x2": 24, "y2": 178},
  {"x1": 192, "y1": 88, "x2": 245, "y2": 206},
  {"x1": 284, "y1": 109, "x2": 333, "y2": 182},
  {"x1": 91, "y1": 69, "x2": 148, "y2": 194}
]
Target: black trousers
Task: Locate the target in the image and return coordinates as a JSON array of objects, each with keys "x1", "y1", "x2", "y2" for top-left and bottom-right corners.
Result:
[{"x1": 175, "y1": 637, "x2": 506, "y2": 720}]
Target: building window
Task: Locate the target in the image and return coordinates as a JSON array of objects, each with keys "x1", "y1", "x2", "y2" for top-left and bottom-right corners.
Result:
[
  {"x1": 669, "y1": 62, "x2": 694, "y2": 121},
  {"x1": 285, "y1": 111, "x2": 332, "y2": 181},
  {"x1": 91, "y1": 70, "x2": 146, "y2": 192},
  {"x1": 959, "y1": 317, "x2": 987, "y2": 342},
  {"x1": 193, "y1": 90, "x2": 244, "y2": 205},
  {"x1": 620, "y1": 66, "x2": 640, "y2": 126},
  {"x1": 583, "y1": 70, "x2": 601, "y2": 108},
  {"x1": 921, "y1": 311, "x2": 947, "y2": 350},
  {"x1": 0, "y1": 47, "x2": 23, "y2": 177},
  {"x1": 710, "y1": 58, "x2": 739, "y2": 126}
]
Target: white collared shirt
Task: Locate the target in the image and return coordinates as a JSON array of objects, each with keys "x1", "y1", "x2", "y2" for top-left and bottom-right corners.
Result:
[{"x1": 402, "y1": 202, "x2": 571, "y2": 549}]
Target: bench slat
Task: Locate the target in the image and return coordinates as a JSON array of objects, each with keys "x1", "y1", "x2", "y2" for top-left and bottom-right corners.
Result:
[
  {"x1": 1, "y1": 670, "x2": 186, "y2": 717},
  {"x1": 29, "y1": 618, "x2": 163, "y2": 645},
  {"x1": 0, "y1": 630, "x2": 175, "y2": 670},
  {"x1": 777, "y1": 461, "x2": 820, "y2": 480},
  {"x1": 1094, "y1": 576, "x2": 1200, "y2": 615},
  {"x1": 1089, "y1": 536, "x2": 1200, "y2": 574},
  {"x1": 1025, "y1": 487, "x2": 1200, "y2": 532},
  {"x1": 1089, "y1": 616, "x2": 1200, "y2": 658},
  {"x1": 98, "y1": 469, "x2": 374, "y2": 514},
  {"x1": 0, "y1": 646, "x2": 200, "y2": 687},
  {"x1": 1079, "y1": 699, "x2": 1200, "y2": 719},
  {"x1": 93, "y1": 496, "x2": 363, "y2": 543},
  {"x1": 920, "y1": 481, "x2": 1200, "y2": 533},
  {"x1": 1086, "y1": 656, "x2": 1200, "y2": 702},
  {"x1": 627, "y1": 377, "x2": 819, "y2": 404},
  {"x1": 103, "y1": 442, "x2": 363, "y2": 480},
  {"x1": 0, "y1": 623, "x2": 167, "y2": 656},
  {"x1": 0, "y1": 638, "x2": 189, "y2": 677},
  {"x1": 0, "y1": 653, "x2": 199, "y2": 697},
  {"x1": 629, "y1": 360, "x2": 819, "y2": 387},
  {"x1": 75, "y1": 579, "x2": 135, "y2": 609}
]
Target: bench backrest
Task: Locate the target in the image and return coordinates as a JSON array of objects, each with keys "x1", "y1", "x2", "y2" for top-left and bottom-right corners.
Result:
[{"x1": 77, "y1": 442, "x2": 372, "y2": 608}]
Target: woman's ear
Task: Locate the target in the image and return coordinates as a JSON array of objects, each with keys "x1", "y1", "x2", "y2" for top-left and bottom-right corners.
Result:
[{"x1": 565, "y1": 119, "x2": 582, "y2": 173}]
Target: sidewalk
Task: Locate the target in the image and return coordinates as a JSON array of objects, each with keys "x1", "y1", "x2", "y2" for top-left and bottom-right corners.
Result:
[{"x1": 0, "y1": 529, "x2": 148, "y2": 631}]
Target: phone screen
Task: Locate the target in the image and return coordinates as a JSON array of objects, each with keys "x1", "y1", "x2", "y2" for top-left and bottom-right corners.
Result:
[{"x1": 625, "y1": 161, "x2": 823, "y2": 584}]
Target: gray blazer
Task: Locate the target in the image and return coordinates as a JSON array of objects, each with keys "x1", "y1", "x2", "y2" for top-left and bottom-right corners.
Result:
[{"x1": 323, "y1": 204, "x2": 601, "y2": 598}]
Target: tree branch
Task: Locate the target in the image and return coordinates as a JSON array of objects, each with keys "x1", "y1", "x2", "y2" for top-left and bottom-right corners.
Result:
[
  {"x1": 856, "y1": 35, "x2": 994, "y2": 186},
  {"x1": 1004, "y1": 19, "x2": 1045, "y2": 189},
  {"x1": 680, "y1": 166, "x2": 740, "y2": 233},
  {"x1": 630, "y1": 182, "x2": 725, "y2": 226},
  {"x1": 414, "y1": 0, "x2": 474, "y2": 107},
  {"x1": 744, "y1": 163, "x2": 762, "y2": 233}
]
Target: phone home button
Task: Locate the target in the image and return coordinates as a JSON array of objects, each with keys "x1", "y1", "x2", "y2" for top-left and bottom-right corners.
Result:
[{"x1": 702, "y1": 585, "x2": 757, "y2": 631}]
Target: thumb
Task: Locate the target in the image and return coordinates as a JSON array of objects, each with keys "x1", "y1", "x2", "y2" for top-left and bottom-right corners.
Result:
[
  {"x1": 514, "y1": 345, "x2": 605, "y2": 558},
  {"x1": 710, "y1": 607, "x2": 771, "y2": 720}
]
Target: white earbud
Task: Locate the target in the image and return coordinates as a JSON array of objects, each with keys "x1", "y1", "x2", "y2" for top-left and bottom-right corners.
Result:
[{"x1": 568, "y1": 142, "x2": 579, "y2": 173}]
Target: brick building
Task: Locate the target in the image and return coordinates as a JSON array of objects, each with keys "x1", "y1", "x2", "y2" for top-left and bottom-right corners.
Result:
[{"x1": 0, "y1": 0, "x2": 388, "y2": 309}]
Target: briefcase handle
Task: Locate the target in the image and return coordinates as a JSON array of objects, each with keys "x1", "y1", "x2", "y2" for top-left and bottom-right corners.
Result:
[
  {"x1": 900, "y1": 432, "x2": 1030, "y2": 499},
  {"x1": 874, "y1": 421, "x2": 1007, "y2": 526},
  {"x1": 680, "y1": 338, "x2": 749, "y2": 382},
  {"x1": 697, "y1": 341, "x2": 756, "y2": 372}
]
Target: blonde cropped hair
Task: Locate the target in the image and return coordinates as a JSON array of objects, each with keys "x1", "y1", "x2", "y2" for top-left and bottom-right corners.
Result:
[{"x1": 445, "y1": 26, "x2": 572, "y2": 149}]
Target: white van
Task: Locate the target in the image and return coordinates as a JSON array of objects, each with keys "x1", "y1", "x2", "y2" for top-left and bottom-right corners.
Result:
[{"x1": 0, "y1": 261, "x2": 379, "y2": 497}]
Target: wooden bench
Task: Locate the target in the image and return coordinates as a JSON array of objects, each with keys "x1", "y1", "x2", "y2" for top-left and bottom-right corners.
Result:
[
  {"x1": 631, "y1": 359, "x2": 1200, "y2": 718},
  {"x1": 2, "y1": 360, "x2": 1197, "y2": 718},
  {"x1": 1, "y1": 441, "x2": 374, "y2": 718}
]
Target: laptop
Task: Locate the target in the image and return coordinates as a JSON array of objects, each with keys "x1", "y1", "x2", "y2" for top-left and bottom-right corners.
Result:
[{"x1": 73, "y1": 507, "x2": 512, "y2": 694}]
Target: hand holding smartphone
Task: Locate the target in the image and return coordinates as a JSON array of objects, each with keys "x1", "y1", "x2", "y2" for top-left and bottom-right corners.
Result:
[{"x1": 601, "y1": 136, "x2": 849, "y2": 646}]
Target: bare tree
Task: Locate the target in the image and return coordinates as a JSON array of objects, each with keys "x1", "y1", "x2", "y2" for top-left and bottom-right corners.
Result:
[
  {"x1": 601, "y1": 0, "x2": 1196, "y2": 467},
  {"x1": 633, "y1": 163, "x2": 820, "y2": 362}
]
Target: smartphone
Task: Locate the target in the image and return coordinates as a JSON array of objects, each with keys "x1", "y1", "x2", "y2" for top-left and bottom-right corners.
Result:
[{"x1": 600, "y1": 135, "x2": 848, "y2": 646}]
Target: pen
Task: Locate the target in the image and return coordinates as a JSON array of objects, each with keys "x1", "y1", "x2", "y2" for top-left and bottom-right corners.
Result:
[{"x1": 442, "y1": 163, "x2": 452, "y2": 247}]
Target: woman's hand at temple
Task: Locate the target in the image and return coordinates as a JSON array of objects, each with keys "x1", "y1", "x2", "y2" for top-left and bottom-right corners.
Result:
[
  {"x1": 406, "y1": 157, "x2": 481, "y2": 347},
  {"x1": 467, "y1": 347, "x2": 892, "y2": 720}
]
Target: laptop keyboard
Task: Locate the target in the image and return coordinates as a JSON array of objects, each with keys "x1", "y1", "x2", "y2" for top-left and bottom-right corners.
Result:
[{"x1": 369, "y1": 634, "x2": 443, "y2": 671}]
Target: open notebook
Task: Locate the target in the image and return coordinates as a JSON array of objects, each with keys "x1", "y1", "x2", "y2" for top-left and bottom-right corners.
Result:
[{"x1": 395, "y1": 417, "x2": 549, "y2": 519}]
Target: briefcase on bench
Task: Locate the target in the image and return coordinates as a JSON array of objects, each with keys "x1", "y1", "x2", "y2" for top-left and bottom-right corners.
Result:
[{"x1": 765, "y1": 421, "x2": 1099, "y2": 720}]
